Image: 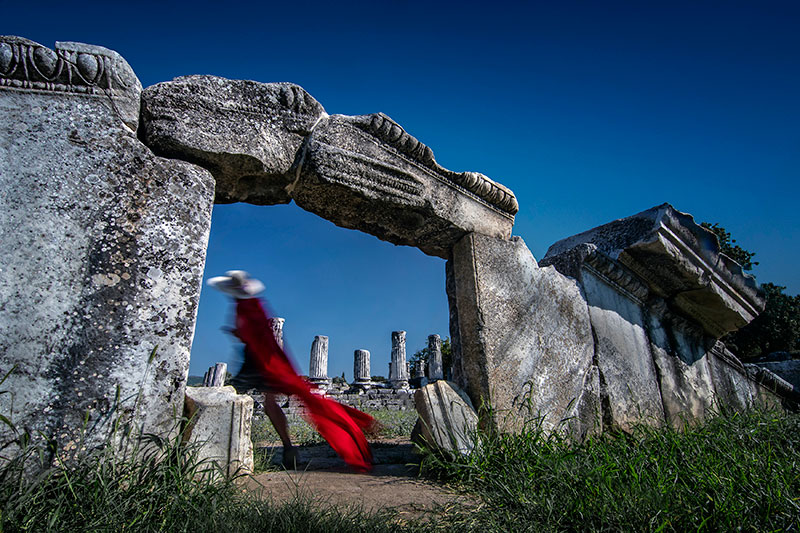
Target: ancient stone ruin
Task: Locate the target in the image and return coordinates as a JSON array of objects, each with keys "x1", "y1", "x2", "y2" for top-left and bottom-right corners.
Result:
[{"x1": 0, "y1": 36, "x2": 795, "y2": 462}]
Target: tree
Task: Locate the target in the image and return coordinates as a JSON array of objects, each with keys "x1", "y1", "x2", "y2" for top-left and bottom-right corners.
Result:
[
  {"x1": 701, "y1": 221, "x2": 798, "y2": 359},
  {"x1": 700, "y1": 222, "x2": 759, "y2": 270},
  {"x1": 410, "y1": 337, "x2": 453, "y2": 375},
  {"x1": 724, "y1": 283, "x2": 800, "y2": 358}
]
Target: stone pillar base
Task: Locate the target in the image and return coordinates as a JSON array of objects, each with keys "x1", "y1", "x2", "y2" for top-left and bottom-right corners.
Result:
[{"x1": 183, "y1": 386, "x2": 254, "y2": 477}]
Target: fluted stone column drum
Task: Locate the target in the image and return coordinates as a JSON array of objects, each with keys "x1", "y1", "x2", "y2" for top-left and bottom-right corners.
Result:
[
  {"x1": 389, "y1": 330, "x2": 410, "y2": 389},
  {"x1": 268, "y1": 317, "x2": 285, "y2": 348},
  {"x1": 428, "y1": 334, "x2": 444, "y2": 380},
  {"x1": 309, "y1": 335, "x2": 330, "y2": 389},
  {"x1": 353, "y1": 349, "x2": 372, "y2": 391}
]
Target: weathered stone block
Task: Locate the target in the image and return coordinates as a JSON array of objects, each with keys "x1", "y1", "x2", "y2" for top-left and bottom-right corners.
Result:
[
  {"x1": 744, "y1": 364, "x2": 799, "y2": 411},
  {"x1": 752, "y1": 358, "x2": 800, "y2": 391},
  {"x1": 578, "y1": 255, "x2": 666, "y2": 430},
  {"x1": 183, "y1": 386, "x2": 254, "y2": 476},
  {"x1": 0, "y1": 37, "x2": 214, "y2": 457},
  {"x1": 543, "y1": 204, "x2": 765, "y2": 337},
  {"x1": 450, "y1": 233, "x2": 598, "y2": 435},
  {"x1": 706, "y1": 343, "x2": 755, "y2": 412},
  {"x1": 294, "y1": 113, "x2": 516, "y2": 258},
  {"x1": 540, "y1": 206, "x2": 787, "y2": 430},
  {"x1": 141, "y1": 75, "x2": 326, "y2": 205},
  {"x1": 647, "y1": 303, "x2": 715, "y2": 427},
  {"x1": 414, "y1": 381, "x2": 478, "y2": 455}
]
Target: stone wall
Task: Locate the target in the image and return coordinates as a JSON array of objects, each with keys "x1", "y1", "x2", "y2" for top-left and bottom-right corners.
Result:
[
  {"x1": 539, "y1": 204, "x2": 784, "y2": 431},
  {"x1": 253, "y1": 389, "x2": 416, "y2": 415},
  {"x1": 0, "y1": 37, "x2": 214, "y2": 457}
]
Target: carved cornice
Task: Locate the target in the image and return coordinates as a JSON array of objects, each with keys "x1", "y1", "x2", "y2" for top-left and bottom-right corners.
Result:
[
  {"x1": 0, "y1": 37, "x2": 139, "y2": 99},
  {"x1": 620, "y1": 218, "x2": 764, "y2": 337},
  {"x1": 744, "y1": 363, "x2": 800, "y2": 407},
  {"x1": 356, "y1": 113, "x2": 519, "y2": 216},
  {"x1": 583, "y1": 250, "x2": 649, "y2": 303},
  {"x1": 710, "y1": 341, "x2": 747, "y2": 374}
]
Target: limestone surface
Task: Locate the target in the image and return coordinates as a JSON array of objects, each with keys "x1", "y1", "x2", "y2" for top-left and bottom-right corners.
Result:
[
  {"x1": 707, "y1": 343, "x2": 756, "y2": 412},
  {"x1": 541, "y1": 206, "x2": 780, "y2": 430},
  {"x1": 0, "y1": 37, "x2": 215, "y2": 456},
  {"x1": 543, "y1": 203, "x2": 765, "y2": 337},
  {"x1": 294, "y1": 113, "x2": 517, "y2": 257},
  {"x1": 141, "y1": 75, "x2": 326, "y2": 205},
  {"x1": 139, "y1": 77, "x2": 518, "y2": 258},
  {"x1": 183, "y1": 386, "x2": 254, "y2": 476},
  {"x1": 414, "y1": 381, "x2": 478, "y2": 455},
  {"x1": 449, "y1": 233, "x2": 598, "y2": 435},
  {"x1": 578, "y1": 255, "x2": 666, "y2": 430}
]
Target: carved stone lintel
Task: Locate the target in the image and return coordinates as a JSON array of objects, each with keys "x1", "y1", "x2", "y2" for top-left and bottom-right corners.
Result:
[
  {"x1": 139, "y1": 75, "x2": 518, "y2": 259},
  {"x1": 141, "y1": 75, "x2": 326, "y2": 205},
  {"x1": 295, "y1": 113, "x2": 516, "y2": 258},
  {"x1": 0, "y1": 36, "x2": 142, "y2": 130},
  {"x1": 352, "y1": 113, "x2": 518, "y2": 215}
]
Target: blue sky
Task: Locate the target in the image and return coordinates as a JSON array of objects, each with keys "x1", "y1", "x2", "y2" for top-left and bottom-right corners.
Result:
[{"x1": 8, "y1": 1, "x2": 799, "y2": 379}]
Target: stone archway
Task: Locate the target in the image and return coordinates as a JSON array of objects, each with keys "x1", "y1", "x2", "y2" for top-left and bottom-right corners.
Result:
[
  {"x1": 1, "y1": 38, "x2": 779, "y2": 460},
  {"x1": 137, "y1": 75, "x2": 553, "y2": 428},
  {"x1": 140, "y1": 75, "x2": 518, "y2": 258}
]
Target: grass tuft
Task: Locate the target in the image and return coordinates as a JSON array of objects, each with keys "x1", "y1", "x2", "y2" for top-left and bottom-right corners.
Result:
[{"x1": 418, "y1": 408, "x2": 800, "y2": 532}]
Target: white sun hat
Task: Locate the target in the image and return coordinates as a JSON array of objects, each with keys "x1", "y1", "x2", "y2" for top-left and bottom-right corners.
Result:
[{"x1": 207, "y1": 270, "x2": 265, "y2": 299}]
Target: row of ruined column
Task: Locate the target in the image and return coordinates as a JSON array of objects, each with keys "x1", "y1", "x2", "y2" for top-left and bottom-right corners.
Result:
[{"x1": 272, "y1": 318, "x2": 445, "y2": 391}]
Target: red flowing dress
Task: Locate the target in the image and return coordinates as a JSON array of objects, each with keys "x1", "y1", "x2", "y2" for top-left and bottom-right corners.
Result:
[{"x1": 234, "y1": 298, "x2": 375, "y2": 472}]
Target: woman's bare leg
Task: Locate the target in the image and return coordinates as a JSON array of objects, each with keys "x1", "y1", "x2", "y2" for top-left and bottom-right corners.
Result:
[
  {"x1": 263, "y1": 392, "x2": 298, "y2": 468},
  {"x1": 263, "y1": 393, "x2": 293, "y2": 448}
]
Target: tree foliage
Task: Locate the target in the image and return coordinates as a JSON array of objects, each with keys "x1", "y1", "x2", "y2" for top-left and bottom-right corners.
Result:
[
  {"x1": 701, "y1": 222, "x2": 759, "y2": 270},
  {"x1": 701, "y1": 221, "x2": 799, "y2": 359},
  {"x1": 724, "y1": 282, "x2": 800, "y2": 358}
]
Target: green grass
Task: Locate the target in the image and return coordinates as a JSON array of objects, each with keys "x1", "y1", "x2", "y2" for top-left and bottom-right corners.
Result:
[
  {"x1": 2, "y1": 405, "x2": 798, "y2": 532},
  {"x1": 0, "y1": 426, "x2": 431, "y2": 532},
  {"x1": 418, "y1": 408, "x2": 800, "y2": 532},
  {"x1": 251, "y1": 408, "x2": 418, "y2": 445}
]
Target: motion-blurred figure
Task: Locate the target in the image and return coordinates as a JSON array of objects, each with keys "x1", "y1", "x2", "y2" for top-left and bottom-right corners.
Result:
[{"x1": 208, "y1": 270, "x2": 374, "y2": 471}]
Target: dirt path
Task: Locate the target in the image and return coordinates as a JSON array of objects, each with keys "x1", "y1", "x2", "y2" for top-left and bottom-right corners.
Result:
[{"x1": 241, "y1": 440, "x2": 475, "y2": 520}]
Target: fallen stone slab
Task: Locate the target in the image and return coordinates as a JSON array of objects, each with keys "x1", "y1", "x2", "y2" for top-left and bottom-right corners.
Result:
[
  {"x1": 542, "y1": 203, "x2": 765, "y2": 337},
  {"x1": 183, "y1": 386, "x2": 255, "y2": 476},
  {"x1": 540, "y1": 204, "x2": 774, "y2": 430},
  {"x1": 414, "y1": 381, "x2": 478, "y2": 455}
]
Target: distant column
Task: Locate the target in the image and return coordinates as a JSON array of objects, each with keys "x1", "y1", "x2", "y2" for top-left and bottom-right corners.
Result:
[
  {"x1": 203, "y1": 362, "x2": 228, "y2": 387},
  {"x1": 268, "y1": 317, "x2": 285, "y2": 349},
  {"x1": 353, "y1": 349, "x2": 372, "y2": 391},
  {"x1": 309, "y1": 335, "x2": 330, "y2": 389},
  {"x1": 428, "y1": 334, "x2": 444, "y2": 380},
  {"x1": 389, "y1": 331, "x2": 409, "y2": 389},
  {"x1": 413, "y1": 360, "x2": 425, "y2": 379}
]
